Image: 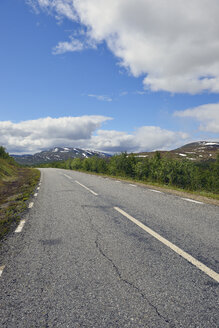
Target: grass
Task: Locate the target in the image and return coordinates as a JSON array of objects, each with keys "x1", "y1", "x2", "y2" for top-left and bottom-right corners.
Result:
[{"x1": 0, "y1": 163, "x2": 40, "y2": 241}]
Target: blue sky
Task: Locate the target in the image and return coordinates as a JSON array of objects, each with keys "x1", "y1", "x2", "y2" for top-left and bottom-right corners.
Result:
[{"x1": 0, "y1": 0, "x2": 219, "y2": 154}]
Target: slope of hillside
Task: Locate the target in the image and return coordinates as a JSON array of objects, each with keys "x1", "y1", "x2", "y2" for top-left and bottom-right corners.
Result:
[
  {"x1": 0, "y1": 147, "x2": 40, "y2": 240},
  {"x1": 135, "y1": 141, "x2": 219, "y2": 161},
  {"x1": 172, "y1": 141, "x2": 219, "y2": 161},
  {"x1": 12, "y1": 147, "x2": 110, "y2": 165}
]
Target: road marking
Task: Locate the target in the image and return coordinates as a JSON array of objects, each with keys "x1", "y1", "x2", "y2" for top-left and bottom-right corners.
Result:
[
  {"x1": 37, "y1": 187, "x2": 40, "y2": 190},
  {"x1": 115, "y1": 181, "x2": 121, "y2": 183},
  {"x1": 150, "y1": 189, "x2": 162, "y2": 193},
  {"x1": 0, "y1": 265, "x2": 5, "y2": 277},
  {"x1": 28, "y1": 202, "x2": 34, "y2": 209},
  {"x1": 64, "y1": 174, "x2": 72, "y2": 180},
  {"x1": 75, "y1": 181, "x2": 98, "y2": 196},
  {"x1": 15, "y1": 220, "x2": 26, "y2": 233},
  {"x1": 129, "y1": 184, "x2": 137, "y2": 187},
  {"x1": 181, "y1": 198, "x2": 204, "y2": 205},
  {"x1": 34, "y1": 193, "x2": 38, "y2": 197},
  {"x1": 114, "y1": 207, "x2": 219, "y2": 283}
]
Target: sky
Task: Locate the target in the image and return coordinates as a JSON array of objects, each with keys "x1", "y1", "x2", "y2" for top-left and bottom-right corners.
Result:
[{"x1": 0, "y1": 0, "x2": 219, "y2": 154}]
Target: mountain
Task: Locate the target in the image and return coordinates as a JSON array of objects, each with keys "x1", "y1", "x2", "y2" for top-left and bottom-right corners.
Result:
[
  {"x1": 171, "y1": 141, "x2": 219, "y2": 161},
  {"x1": 12, "y1": 147, "x2": 111, "y2": 165},
  {"x1": 135, "y1": 141, "x2": 219, "y2": 161}
]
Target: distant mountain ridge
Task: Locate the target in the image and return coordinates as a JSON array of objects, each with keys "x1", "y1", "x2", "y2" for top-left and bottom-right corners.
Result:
[
  {"x1": 12, "y1": 147, "x2": 111, "y2": 165},
  {"x1": 11, "y1": 141, "x2": 219, "y2": 165}
]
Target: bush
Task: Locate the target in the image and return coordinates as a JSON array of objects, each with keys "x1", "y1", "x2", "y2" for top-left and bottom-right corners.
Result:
[{"x1": 41, "y1": 152, "x2": 219, "y2": 194}]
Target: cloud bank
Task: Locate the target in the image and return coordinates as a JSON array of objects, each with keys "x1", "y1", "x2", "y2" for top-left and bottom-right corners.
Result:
[
  {"x1": 0, "y1": 116, "x2": 188, "y2": 154},
  {"x1": 29, "y1": 0, "x2": 219, "y2": 94},
  {"x1": 174, "y1": 103, "x2": 219, "y2": 133},
  {"x1": 0, "y1": 116, "x2": 111, "y2": 153}
]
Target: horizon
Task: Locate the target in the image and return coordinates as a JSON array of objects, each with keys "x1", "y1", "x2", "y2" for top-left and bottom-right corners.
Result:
[
  {"x1": 1, "y1": 1, "x2": 219, "y2": 154},
  {"x1": 10, "y1": 140, "x2": 219, "y2": 156}
]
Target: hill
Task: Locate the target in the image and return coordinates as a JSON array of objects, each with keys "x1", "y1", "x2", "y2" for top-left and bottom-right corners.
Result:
[
  {"x1": 12, "y1": 147, "x2": 110, "y2": 165},
  {"x1": 135, "y1": 141, "x2": 219, "y2": 161},
  {"x1": 0, "y1": 147, "x2": 40, "y2": 240}
]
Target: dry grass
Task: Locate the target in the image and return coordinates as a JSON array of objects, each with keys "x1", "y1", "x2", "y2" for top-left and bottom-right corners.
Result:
[{"x1": 0, "y1": 167, "x2": 40, "y2": 241}]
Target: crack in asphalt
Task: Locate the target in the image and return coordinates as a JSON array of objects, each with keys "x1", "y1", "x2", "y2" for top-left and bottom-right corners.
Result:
[
  {"x1": 95, "y1": 235, "x2": 173, "y2": 327},
  {"x1": 82, "y1": 205, "x2": 173, "y2": 327}
]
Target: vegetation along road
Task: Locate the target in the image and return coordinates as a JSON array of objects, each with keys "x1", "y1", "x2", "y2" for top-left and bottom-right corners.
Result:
[{"x1": 0, "y1": 168, "x2": 218, "y2": 327}]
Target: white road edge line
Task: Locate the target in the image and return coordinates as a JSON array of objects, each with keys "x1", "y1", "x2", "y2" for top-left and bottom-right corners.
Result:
[
  {"x1": 75, "y1": 180, "x2": 98, "y2": 196},
  {"x1": 37, "y1": 187, "x2": 40, "y2": 190},
  {"x1": 150, "y1": 189, "x2": 162, "y2": 193},
  {"x1": 34, "y1": 193, "x2": 38, "y2": 197},
  {"x1": 28, "y1": 202, "x2": 34, "y2": 209},
  {"x1": 181, "y1": 198, "x2": 204, "y2": 205},
  {"x1": 15, "y1": 220, "x2": 26, "y2": 233},
  {"x1": 114, "y1": 207, "x2": 219, "y2": 283},
  {"x1": 0, "y1": 265, "x2": 5, "y2": 277},
  {"x1": 129, "y1": 184, "x2": 137, "y2": 187}
]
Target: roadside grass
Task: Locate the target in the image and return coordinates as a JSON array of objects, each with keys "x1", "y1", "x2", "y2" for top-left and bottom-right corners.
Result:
[
  {"x1": 0, "y1": 167, "x2": 40, "y2": 241},
  {"x1": 62, "y1": 168, "x2": 219, "y2": 204}
]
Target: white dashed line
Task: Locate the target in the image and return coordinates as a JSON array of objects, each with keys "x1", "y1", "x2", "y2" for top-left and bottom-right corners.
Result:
[
  {"x1": 129, "y1": 184, "x2": 137, "y2": 187},
  {"x1": 114, "y1": 207, "x2": 219, "y2": 283},
  {"x1": 75, "y1": 180, "x2": 98, "y2": 196},
  {"x1": 34, "y1": 193, "x2": 38, "y2": 197},
  {"x1": 150, "y1": 189, "x2": 162, "y2": 193},
  {"x1": 37, "y1": 187, "x2": 40, "y2": 190},
  {"x1": 28, "y1": 202, "x2": 34, "y2": 209},
  {"x1": 181, "y1": 198, "x2": 204, "y2": 205},
  {"x1": 64, "y1": 174, "x2": 73, "y2": 180},
  {"x1": 0, "y1": 265, "x2": 5, "y2": 277},
  {"x1": 115, "y1": 181, "x2": 121, "y2": 183},
  {"x1": 15, "y1": 220, "x2": 26, "y2": 233}
]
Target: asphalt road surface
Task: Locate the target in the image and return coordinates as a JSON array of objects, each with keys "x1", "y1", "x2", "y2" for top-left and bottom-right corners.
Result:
[{"x1": 0, "y1": 168, "x2": 218, "y2": 327}]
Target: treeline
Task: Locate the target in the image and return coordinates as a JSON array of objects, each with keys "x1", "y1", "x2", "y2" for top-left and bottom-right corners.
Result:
[
  {"x1": 0, "y1": 146, "x2": 16, "y2": 165},
  {"x1": 39, "y1": 152, "x2": 219, "y2": 194}
]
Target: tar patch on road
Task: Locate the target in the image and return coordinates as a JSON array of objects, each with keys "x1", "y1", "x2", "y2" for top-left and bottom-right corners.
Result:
[{"x1": 39, "y1": 238, "x2": 62, "y2": 246}]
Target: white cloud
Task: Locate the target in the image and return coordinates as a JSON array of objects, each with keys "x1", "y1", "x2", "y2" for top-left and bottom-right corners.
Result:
[
  {"x1": 1, "y1": 116, "x2": 188, "y2": 154},
  {"x1": 81, "y1": 127, "x2": 188, "y2": 153},
  {"x1": 0, "y1": 116, "x2": 111, "y2": 154},
  {"x1": 52, "y1": 37, "x2": 84, "y2": 54},
  {"x1": 134, "y1": 126, "x2": 188, "y2": 151},
  {"x1": 36, "y1": 0, "x2": 77, "y2": 20},
  {"x1": 88, "y1": 94, "x2": 112, "y2": 102},
  {"x1": 174, "y1": 103, "x2": 219, "y2": 133},
  {"x1": 52, "y1": 34, "x2": 97, "y2": 54},
  {"x1": 29, "y1": 0, "x2": 219, "y2": 94}
]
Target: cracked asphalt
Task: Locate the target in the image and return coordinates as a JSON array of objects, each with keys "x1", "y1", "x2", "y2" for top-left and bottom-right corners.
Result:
[{"x1": 0, "y1": 168, "x2": 218, "y2": 327}]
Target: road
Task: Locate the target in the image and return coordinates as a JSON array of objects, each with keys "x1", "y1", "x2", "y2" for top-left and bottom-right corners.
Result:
[{"x1": 0, "y1": 168, "x2": 218, "y2": 327}]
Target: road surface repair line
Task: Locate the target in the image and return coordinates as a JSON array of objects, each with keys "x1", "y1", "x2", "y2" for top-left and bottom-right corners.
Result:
[
  {"x1": 181, "y1": 198, "x2": 204, "y2": 205},
  {"x1": 75, "y1": 181, "x2": 98, "y2": 196},
  {"x1": 28, "y1": 202, "x2": 34, "y2": 209},
  {"x1": 0, "y1": 265, "x2": 5, "y2": 277},
  {"x1": 114, "y1": 207, "x2": 219, "y2": 283},
  {"x1": 15, "y1": 220, "x2": 26, "y2": 233}
]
